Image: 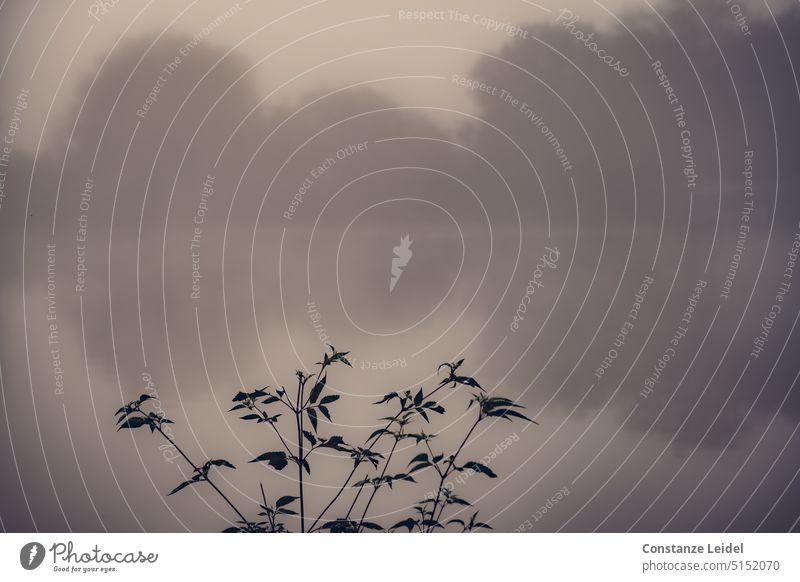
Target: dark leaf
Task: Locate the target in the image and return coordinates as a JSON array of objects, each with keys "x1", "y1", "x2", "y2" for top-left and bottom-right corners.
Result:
[
  {"x1": 319, "y1": 435, "x2": 349, "y2": 452},
  {"x1": 463, "y1": 461, "x2": 497, "y2": 478},
  {"x1": 309, "y1": 375, "x2": 327, "y2": 404},
  {"x1": 318, "y1": 405, "x2": 331, "y2": 422},
  {"x1": 275, "y1": 495, "x2": 298, "y2": 508},
  {"x1": 491, "y1": 409, "x2": 537, "y2": 424},
  {"x1": 320, "y1": 519, "x2": 359, "y2": 533},
  {"x1": 390, "y1": 518, "x2": 417, "y2": 531},
  {"x1": 168, "y1": 479, "x2": 198, "y2": 496},
  {"x1": 392, "y1": 472, "x2": 416, "y2": 484},
  {"x1": 373, "y1": 392, "x2": 398, "y2": 405},
  {"x1": 239, "y1": 414, "x2": 262, "y2": 421},
  {"x1": 408, "y1": 453, "x2": 428, "y2": 465},
  {"x1": 117, "y1": 417, "x2": 148, "y2": 430},
  {"x1": 209, "y1": 459, "x2": 236, "y2": 469},
  {"x1": 250, "y1": 451, "x2": 289, "y2": 471},
  {"x1": 320, "y1": 394, "x2": 339, "y2": 405},
  {"x1": 454, "y1": 375, "x2": 484, "y2": 391},
  {"x1": 448, "y1": 495, "x2": 471, "y2": 506},
  {"x1": 303, "y1": 430, "x2": 317, "y2": 446},
  {"x1": 482, "y1": 397, "x2": 518, "y2": 411},
  {"x1": 360, "y1": 521, "x2": 383, "y2": 530},
  {"x1": 409, "y1": 462, "x2": 431, "y2": 473},
  {"x1": 306, "y1": 407, "x2": 318, "y2": 432},
  {"x1": 413, "y1": 388, "x2": 423, "y2": 406},
  {"x1": 368, "y1": 428, "x2": 387, "y2": 441}
]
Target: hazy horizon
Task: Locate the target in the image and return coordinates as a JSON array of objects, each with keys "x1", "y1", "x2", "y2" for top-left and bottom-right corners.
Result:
[{"x1": 1, "y1": 0, "x2": 799, "y2": 533}]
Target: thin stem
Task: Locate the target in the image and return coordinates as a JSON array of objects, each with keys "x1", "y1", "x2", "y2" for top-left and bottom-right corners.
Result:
[
  {"x1": 276, "y1": 391, "x2": 296, "y2": 413},
  {"x1": 345, "y1": 475, "x2": 369, "y2": 520},
  {"x1": 356, "y1": 435, "x2": 400, "y2": 530},
  {"x1": 424, "y1": 439, "x2": 444, "y2": 477},
  {"x1": 260, "y1": 482, "x2": 275, "y2": 532},
  {"x1": 427, "y1": 416, "x2": 481, "y2": 532},
  {"x1": 251, "y1": 402, "x2": 293, "y2": 456},
  {"x1": 308, "y1": 379, "x2": 449, "y2": 532},
  {"x1": 303, "y1": 362, "x2": 328, "y2": 409},
  {"x1": 155, "y1": 426, "x2": 249, "y2": 524},
  {"x1": 295, "y1": 375, "x2": 306, "y2": 532},
  {"x1": 308, "y1": 410, "x2": 403, "y2": 532}
]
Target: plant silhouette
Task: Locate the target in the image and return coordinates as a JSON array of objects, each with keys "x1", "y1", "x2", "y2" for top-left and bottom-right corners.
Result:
[{"x1": 115, "y1": 345, "x2": 536, "y2": 532}]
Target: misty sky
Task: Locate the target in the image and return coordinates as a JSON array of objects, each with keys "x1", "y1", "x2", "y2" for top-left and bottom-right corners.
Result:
[{"x1": 1, "y1": 0, "x2": 799, "y2": 533}]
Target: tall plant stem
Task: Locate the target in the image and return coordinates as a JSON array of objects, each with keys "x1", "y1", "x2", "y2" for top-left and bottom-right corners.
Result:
[
  {"x1": 427, "y1": 416, "x2": 481, "y2": 532},
  {"x1": 356, "y1": 435, "x2": 400, "y2": 530},
  {"x1": 155, "y1": 426, "x2": 248, "y2": 524},
  {"x1": 260, "y1": 483, "x2": 276, "y2": 532},
  {"x1": 308, "y1": 382, "x2": 448, "y2": 532},
  {"x1": 308, "y1": 413, "x2": 398, "y2": 532},
  {"x1": 295, "y1": 376, "x2": 306, "y2": 532},
  {"x1": 345, "y1": 475, "x2": 369, "y2": 519}
]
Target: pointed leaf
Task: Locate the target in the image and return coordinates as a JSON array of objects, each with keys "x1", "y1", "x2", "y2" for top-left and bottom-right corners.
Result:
[
  {"x1": 463, "y1": 461, "x2": 497, "y2": 478},
  {"x1": 302, "y1": 430, "x2": 317, "y2": 446},
  {"x1": 117, "y1": 417, "x2": 148, "y2": 430},
  {"x1": 168, "y1": 479, "x2": 197, "y2": 496},
  {"x1": 491, "y1": 409, "x2": 537, "y2": 423},
  {"x1": 250, "y1": 451, "x2": 289, "y2": 471},
  {"x1": 408, "y1": 453, "x2": 428, "y2": 465},
  {"x1": 391, "y1": 518, "x2": 418, "y2": 531},
  {"x1": 374, "y1": 392, "x2": 398, "y2": 405},
  {"x1": 309, "y1": 375, "x2": 326, "y2": 404},
  {"x1": 368, "y1": 428, "x2": 388, "y2": 441},
  {"x1": 307, "y1": 408, "x2": 318, "y2": 432},
  {"x1": 275, "y1": 495, "x2": 299, "y2": 508}
]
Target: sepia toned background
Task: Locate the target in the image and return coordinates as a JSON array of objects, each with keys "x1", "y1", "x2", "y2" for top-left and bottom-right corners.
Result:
[{"x1": 0, "y1": 0, "x2": 799, "y2": 532}]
